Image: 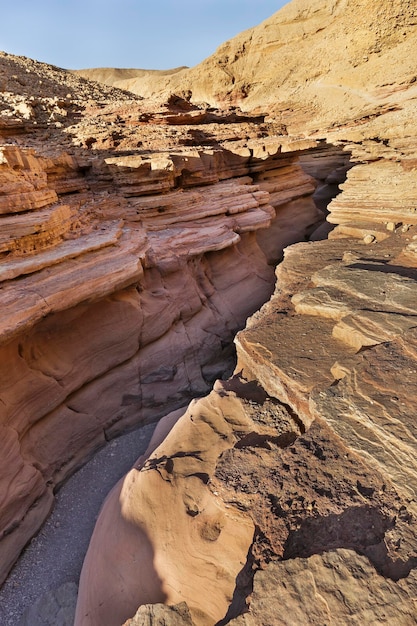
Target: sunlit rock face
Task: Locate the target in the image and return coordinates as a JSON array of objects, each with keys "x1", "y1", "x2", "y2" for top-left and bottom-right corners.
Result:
[
  {"x1": 76, "y1": 0, "x2": 417, "y2": 128},
  {"x1": 3, "y1": 0, "x2": 417, "y2": 622},
  {"x1": 77, "y1": 223, "x2": 417, "y2": 626}
]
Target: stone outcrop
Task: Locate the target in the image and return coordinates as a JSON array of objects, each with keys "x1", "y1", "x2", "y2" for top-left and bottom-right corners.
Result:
[
  {"x1": 76, "y1": 226, "x2": 417, "y2": 626},
  {"x1": 0, "y1": 51, "x2": 325, "y2": 588},
  {"x1": 123, "y1": 602, "x2": 195, "y2": 626},
  {"x1": 229, "y1": 550, "x2": 417, "y2": 626},
  {"x1": 75, "y1": 0, "x2": 417, "y2": 132}
]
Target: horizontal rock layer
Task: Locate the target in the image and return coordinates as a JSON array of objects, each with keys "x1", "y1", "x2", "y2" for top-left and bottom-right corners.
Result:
[
  {"x1": 73, "y1": 76, "x2": 417, "y2": 626},
  {"x1": 65, "y1": 2, "x2": 417, "y2": 624},
  {"x1": 4, "y1": 4, "x2": 417, "y2": 622}
]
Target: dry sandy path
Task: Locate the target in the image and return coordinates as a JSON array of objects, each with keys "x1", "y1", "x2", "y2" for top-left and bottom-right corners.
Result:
[{"x1": 0, "y1": 423, "x2": 157, "y2": 625}]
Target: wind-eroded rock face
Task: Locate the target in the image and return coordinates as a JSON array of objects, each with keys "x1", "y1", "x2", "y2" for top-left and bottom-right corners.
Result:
[
  {"x1": 76, "y1": 226, "x2": 417, "y2": 626},
  {"x1": 0, "y1": 52, "x2": 326, "y2": 587},
  {"x1": 4, "y1": 0, "x2": 417, "y2": 622}
]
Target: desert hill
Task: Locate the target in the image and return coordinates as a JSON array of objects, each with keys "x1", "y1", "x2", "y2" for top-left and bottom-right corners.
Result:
[
  {"x1": 72, "y1": 66, "x2": 188, "y2": 91},
  {"x1": 76, "y1": 0, "x2": 417, "y2": 131},
  {"x1": 0, "y1": 0, "x2": 417, "y2": 624}
]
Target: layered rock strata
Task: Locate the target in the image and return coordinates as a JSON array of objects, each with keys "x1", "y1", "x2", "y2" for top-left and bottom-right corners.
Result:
[
  {"x1": 4, "y1": 0, "x2": 417, "y2": 622},
  {"x1": 75, "y1": 0, "x2": 417, "y2": 130},
  {"x1": 0, "y1": 52, "x2": 325, "y2": 587}
]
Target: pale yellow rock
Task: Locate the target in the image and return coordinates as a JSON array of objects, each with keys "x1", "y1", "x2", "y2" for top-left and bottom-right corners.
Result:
[
  {"x1": 75, "y1": 387, "x2": 259, "y2": 626},
  {"x1": 78, "y1": 0, "x2": 417, "y2": 139},
  {"x1": 363, "y1": 233, "x2": 376, "y2": 244},
  {"x1": 328, "y1": 162, "x2": 417, "y2": 228}
]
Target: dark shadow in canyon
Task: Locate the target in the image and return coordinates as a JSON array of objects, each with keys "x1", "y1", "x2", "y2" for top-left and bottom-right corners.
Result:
[
  {"x1": 283, "y1": 504, "x2": 417, "y2": 581},
  {"x1": 221, "y1": 374, "x2": 269, "y2": 404},
  {"x1": 216, "y1": 535, "x2": 257, "y2": 626},
  {"x1": 217, "y1": 504, "x2": 417, "y2": 625},
  {"x1": 349, "y1": 262, "x2": 417, "y2": 281}
]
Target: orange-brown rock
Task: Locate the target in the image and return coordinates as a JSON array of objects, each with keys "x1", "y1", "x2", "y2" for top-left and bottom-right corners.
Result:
[
  {"x1": 0, "y1": 146, "x2": 58, "y2": 214},
  {"x1": 71, "y1": 1, "x2": 417, "y2": 623},
  {"x1": 76, "y1": 367, "x2": 417, "y2": 625},
  {"x1": 76, "y1": 384, "x2": 265, "y2": 625}
]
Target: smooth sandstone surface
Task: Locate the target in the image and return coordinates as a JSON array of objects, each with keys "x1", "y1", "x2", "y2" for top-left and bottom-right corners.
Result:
[
  {"x1": 74, "y1": 0, "x2": 417, "y2": 624},
  {"x1": 229, "y1": 550, "x2": 417, "y2": 626}
]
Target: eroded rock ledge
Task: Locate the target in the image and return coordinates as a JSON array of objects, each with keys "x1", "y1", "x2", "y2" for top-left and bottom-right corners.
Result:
[
  {"x1": 76, "y1": 222, "x2": 417, "y2": 626},
  {"x1": 3, "y1": 0, "x2": 417, "y2": 621},
  {"x1": 72, "y1": 5, "x2": 417, "y2": 616}
]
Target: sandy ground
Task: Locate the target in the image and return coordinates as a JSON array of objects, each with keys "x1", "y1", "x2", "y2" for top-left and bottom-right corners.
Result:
[{"x1": 0, "y1": 422, "x2": 157, "y2": 625}]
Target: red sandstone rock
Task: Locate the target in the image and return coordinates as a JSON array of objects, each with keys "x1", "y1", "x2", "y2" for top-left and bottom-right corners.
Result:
[{"x1": 0, "y1": 48, "x2": 324, "y2": 586}]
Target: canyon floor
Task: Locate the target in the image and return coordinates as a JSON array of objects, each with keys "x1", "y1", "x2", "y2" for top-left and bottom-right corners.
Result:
[
  {"x1": 1, "y1": 0, "x2": 417, "y2": 624},
  {"x1": 0, "y1": 422, "x2": 156, "y2": 625}
]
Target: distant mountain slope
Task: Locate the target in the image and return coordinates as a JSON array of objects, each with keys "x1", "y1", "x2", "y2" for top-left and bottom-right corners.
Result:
[
  {"x1": 72, "y1": 66, "x2": 188, "y2": 91},
  {"x1": 0, "y1": 51, "x2": 143, "y2": 103},
  {"x1": 74, "y1": 0, "x2": 417, "y2": 133}
]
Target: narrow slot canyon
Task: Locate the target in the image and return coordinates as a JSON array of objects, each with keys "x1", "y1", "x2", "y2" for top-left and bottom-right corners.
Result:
[
  {"x1": 0, "y1": 130, "x2": 350, "y2": 625},
  {"x1": 2, "y1": 4, "x2": 417, "y2": 620}
]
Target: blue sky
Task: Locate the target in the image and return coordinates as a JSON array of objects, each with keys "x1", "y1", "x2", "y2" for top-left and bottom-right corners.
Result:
[{"x1": 1, "y1": 1, "x2": 288, "y2": 70}]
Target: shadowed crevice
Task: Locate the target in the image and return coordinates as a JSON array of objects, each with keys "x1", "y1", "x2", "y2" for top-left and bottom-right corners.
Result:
[{"x1": 282, "y1": 504, "x2": 417, "y2": 581}]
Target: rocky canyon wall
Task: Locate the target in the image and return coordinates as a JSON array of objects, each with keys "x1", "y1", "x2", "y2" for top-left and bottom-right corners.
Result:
[
  {"x1": 71, "y1": 0, "x2": 417, "y2": 624},
  {"x1": 75, "y1": 146, "x2": 417, "y2": 626},
  {"x1": 0, "y1": 52, "x2": 327, "y2": 587},
  {"x1": 3, "y1": 0, "x2": 417, "y2": 622}
]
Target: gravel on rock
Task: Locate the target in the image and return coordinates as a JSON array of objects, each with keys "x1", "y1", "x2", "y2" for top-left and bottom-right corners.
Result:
[{"x1": 0, "y1": 423, "x2": 157, "y2": 626}]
